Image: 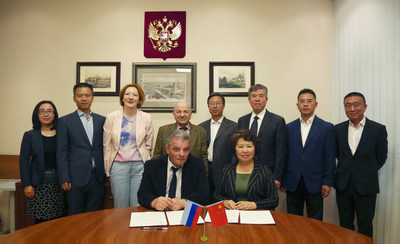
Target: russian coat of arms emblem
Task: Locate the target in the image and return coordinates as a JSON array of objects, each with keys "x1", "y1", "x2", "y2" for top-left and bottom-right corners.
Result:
[
  {"x1": 144, "y1": 11, "x2": 186, "y2": 60},
  {"x1": 148, "y1": 16, "x2": 182, "y2": 53}
]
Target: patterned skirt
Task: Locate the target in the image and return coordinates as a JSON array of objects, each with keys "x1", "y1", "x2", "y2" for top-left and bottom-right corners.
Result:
[{"x1": 26, "y1": 183, "x2": 65, "y2": 220}]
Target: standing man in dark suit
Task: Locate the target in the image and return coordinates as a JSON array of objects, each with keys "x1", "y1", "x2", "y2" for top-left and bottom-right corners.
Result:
[
  {"x1": 153, "y1": 101, "x2": 208, "y2": 171},
  {"x1": 281, "y1": 89, "x2": 336, "y2": 220},
  {"x1": 57, "y1": 83, "x2": 106, "y2": 215},
  {"x1": 198, "y1": 92, "x2": 237, "y2": 196},
  {"x1": 138, "y1": 129, "x2": 209, "y2": 210},
  {"x1": 335, "y1": 92, "x2": 388, "y2": 237},
  {"x1": 238, "y1": 84, "x2": 288, "y2": 188}
]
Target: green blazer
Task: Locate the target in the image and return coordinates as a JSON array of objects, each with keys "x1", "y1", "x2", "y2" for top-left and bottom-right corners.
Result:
[{"x1": 153, "y1": 123, "x2": 208, "y2": 172}]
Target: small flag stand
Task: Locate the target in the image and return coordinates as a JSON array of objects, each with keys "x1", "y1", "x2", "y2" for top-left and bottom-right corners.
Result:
[{"x1": 200, "y1": 206, "x2": 208, "y2": 241}]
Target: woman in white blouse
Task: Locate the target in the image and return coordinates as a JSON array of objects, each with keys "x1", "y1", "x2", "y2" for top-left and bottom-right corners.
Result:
[{"x1": 103, "y1": 84, "x2": 154, "y2": 207}]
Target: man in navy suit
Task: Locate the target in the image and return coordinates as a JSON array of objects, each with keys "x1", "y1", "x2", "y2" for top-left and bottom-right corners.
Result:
[
  {"x1": 199, "y1": 92, "x2": 237, "y2": 196},
  {"x1": 238, "y1": 84, "x2": 288, "y2": 188},
  {"x1": 281, "y1": 89, "x2": 336, "y2": 220},
  {"x1": 335, "y1": 92, "x2": 387, "y2": 237},
  {"x1": 138, "y1": 129, "x2": 209, "y2": 210},
  {"x1": 57, "y1": 83, "x2": 106, "y2": 215}
]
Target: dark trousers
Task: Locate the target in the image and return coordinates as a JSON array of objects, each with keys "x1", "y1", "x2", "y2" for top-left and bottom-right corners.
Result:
[
  {"x1": 336, "y1": 180, "x2": 377, "y2": 237},
  {"x1": 67, "y1": 171, "x2": 104, "y2": 215},
  {"x1": 286, "y1": 177, "x2": 323, "y2": 221}
]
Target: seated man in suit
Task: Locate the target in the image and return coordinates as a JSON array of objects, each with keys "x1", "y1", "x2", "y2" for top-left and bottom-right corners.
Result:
[
  {"x1": 153, "y1": 101, "x2": 208, "y2": 172},
  {"x1": 198, "y1": 92, "x2": 237, "y2": 196},
  {"x1": 281, "y1": 89, "x2": 336, "y2": 221},
  {"x1": 138, "y1": 129, "x2": 209, "y2": 210}
]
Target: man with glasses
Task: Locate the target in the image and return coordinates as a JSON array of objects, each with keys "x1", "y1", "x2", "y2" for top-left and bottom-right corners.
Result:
[
  {"x1": 238, "y1": 84, "x2": 288, "y2": 189},
  {"x1": 199, "y1": 93, "x2": 237, "y2": 197},
  {"x1": 153, "y1": 102, "x2": 208, "y2": 172}
]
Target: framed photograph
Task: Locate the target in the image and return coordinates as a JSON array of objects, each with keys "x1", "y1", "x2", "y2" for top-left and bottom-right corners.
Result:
[
  {"x1": 209, "y1": 62, "x2": 255, "y2": 96},
  {"x1": 133, "y1": 62, "x2": 197, "y2": 112},
  {"x1": 76, "y1": 62, "x2": 121, "y2": 96}
]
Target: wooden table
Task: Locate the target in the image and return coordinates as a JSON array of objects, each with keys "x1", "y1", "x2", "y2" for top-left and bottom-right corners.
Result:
[{"x1": 0, "y1": 207, "x2": 372, "y2": 243}]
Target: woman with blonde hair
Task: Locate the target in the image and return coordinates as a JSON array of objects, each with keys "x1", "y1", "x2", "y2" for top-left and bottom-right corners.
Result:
[{"x1": 103, "y1": 84, "x2": 153, "y2": 207}]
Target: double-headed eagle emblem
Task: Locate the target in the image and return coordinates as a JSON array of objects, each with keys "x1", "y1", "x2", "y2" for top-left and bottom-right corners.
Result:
[{"x1": 148, "y1": 16, "x2": 182, "y2": 53}]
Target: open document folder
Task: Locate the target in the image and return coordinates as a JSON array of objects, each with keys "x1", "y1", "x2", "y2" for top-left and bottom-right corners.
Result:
[
  {"x1": 205, "y1": 210, "x2": 275, "y2": 225},
  {"x1": 129, "y1": 211, "x2": 204, "y2": 227}
]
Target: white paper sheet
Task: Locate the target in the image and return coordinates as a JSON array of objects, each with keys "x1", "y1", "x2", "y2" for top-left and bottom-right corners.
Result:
[
  {"x1": 239, "y1": 210, "x2": 275, "y2": 225},
  {"x1": 205, "y1": 209, "x2": 239, "y2": 223},
  {"x1": 166, "y1": 210, "x2": 204, "y2": 226},
  {"x1": 129, "y1": 212, "x2": 168, "y2": 227}
]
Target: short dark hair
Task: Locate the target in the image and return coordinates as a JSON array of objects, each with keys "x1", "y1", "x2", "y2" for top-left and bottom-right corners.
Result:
[
  {"x1": 230, "y1": 129, "x2": 261, "y2": 157},
  {"x1": 32, "y1": 100, "x2": 59, "y2": 130},
  {"x1": 73, "y1": 83, "x2": 94, "y2": 95},
  {"x1": 344, "y1": 92, "x2": 366, "y2": 105},
  {"x1": 297, "y1": 88, "x2": 316, "y2": 100},
  {"x1": 207, "y1": 92, "x2": 225, "y2": 105},
  {"x1": 119, "y1": 83, "x2": 146, "y2": 108},
  {"x1": 248, "y1": 84, "x2": 268, "y2": 98}
]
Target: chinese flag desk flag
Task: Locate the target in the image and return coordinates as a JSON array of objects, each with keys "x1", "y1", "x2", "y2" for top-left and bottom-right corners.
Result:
[{"x1": 207, "y1": 201, "x2": 228, "y2": 227}]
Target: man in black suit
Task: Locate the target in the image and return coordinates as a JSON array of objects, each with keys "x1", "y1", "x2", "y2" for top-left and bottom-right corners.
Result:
[
  {"x1": 138, "y1": 129, "x2": 209, "y2": 210},
  {"x1": 335, "y1": 92, "x2": 388, "y2": 237},
  {"x1": 238, "y1": 84, "x2": 288, "y2": 188},
  {"x1": 57, "y1": 83, "x2": 106, "y2": 215},
  {"x1": 199, "y1": 93, "x2": 237, "y2": 196}
]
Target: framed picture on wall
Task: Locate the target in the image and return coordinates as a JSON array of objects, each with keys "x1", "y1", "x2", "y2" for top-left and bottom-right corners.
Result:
[
  {"x1": 132, "y1": 62, "x2": 197, "y2": 112},
  {"x1": 76, "y1": 62, "x2": 121, "y2": 96},
  {"x1": 209, "y1": 62, "x2": 255, "y2": 96}
]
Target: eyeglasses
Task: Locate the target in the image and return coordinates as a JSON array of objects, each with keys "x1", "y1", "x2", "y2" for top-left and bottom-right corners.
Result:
[
  {"x1": 208, "y1": 102, "x2": 222, "y2": 106},
  {"x1": 39, "y1": 110, "x2": 54, "y2": 115}
]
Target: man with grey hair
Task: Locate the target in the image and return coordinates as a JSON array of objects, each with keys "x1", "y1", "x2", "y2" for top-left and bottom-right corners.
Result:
[
  {"x1": 138, "y1": 130, "x2": 209, "y2": 210},
  {"x1": 153, "y1": 101, "x2": 208, "y2": 172},
  {"x1": 238, "y1": 84, "x2": 288, "y2": 189}
]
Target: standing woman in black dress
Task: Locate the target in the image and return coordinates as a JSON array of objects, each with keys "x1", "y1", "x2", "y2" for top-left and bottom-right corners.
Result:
[{"x1": 19, "y1": 100, "x2": 65, "y2": 224}]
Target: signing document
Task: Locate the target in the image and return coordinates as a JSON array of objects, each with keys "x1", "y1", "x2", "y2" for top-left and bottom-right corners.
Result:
[{"x1": 130, "y1": 212, "x2": 167, "y2": 227}]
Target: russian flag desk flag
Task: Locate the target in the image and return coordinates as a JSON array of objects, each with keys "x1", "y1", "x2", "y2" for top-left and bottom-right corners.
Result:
[{"x1": 181, "y1": 200, "x2": 203, "y2": 228}]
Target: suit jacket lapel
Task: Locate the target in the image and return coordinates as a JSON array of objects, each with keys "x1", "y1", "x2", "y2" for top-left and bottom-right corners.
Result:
[
  {"x1": 73, "y1": 111, "x2": 91, "y2": 146},
  {"x1": 160, "y1": 157, "x2": 168, "y2": 195},
  {"x1": 215, "y1": 118, "x2": 228, "y2": 142},
  {"x1": 258, "y1": 110, "x2": 270, "y2": 137},
  {"x1": 303, "y1": 116, "x2": 319, "y2": 150},
  {"x1": 353, "y1": 118, "x2": 370, "y2": 158},
  {"x1": 340, "y1": 122, "x2": 353, "y2": 157},
  {"x1": 292, "y1": 120, "x2": 303, "y2": 149},
  {"x1": 92, "y1": 114, "x2": 101, "y2": 147},
  {"x1": 32, "y1": 130, "x2": 45, "y2": 172},
  {"x1": 204, "y1": 120, "x2": 211, "y2": 145}
]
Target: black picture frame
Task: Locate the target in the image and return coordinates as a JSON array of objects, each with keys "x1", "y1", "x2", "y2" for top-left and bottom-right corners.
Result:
[
  {"x1": 209, "y1": 62, "x2": 255, "y2": 96},
  {"x1": 132, "y1": 62, "x2": 197, "y2": 112},
  {"x1": 76, "y1": 62, "x2": 121, "y2": 96}
]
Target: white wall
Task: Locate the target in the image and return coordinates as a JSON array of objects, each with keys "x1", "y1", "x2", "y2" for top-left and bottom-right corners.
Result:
[{"x1": 0, "y1": 0, "x2": 333, "y2": 154}]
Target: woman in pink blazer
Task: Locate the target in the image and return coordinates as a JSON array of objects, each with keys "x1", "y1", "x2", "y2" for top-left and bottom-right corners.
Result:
[{"x1": 103, "y1": 84, "x2": 153, "y2": 207}]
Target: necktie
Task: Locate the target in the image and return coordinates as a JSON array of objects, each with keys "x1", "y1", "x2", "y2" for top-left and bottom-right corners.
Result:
[
  {"x1": 250, "y1": 116, "x2": 259, "y2": 135},
  {"x1": 168, "y1": 167, "x2": 180, "y2": 198}
]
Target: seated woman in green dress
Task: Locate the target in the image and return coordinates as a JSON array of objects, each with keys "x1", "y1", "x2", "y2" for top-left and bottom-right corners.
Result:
[{"x1": 213, "y1": 129, "x2": 278, "y2": 210}]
